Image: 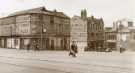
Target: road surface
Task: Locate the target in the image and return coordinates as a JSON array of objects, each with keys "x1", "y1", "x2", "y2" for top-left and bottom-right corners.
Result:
[{"x1": 0, "y1": 48, "x2": 134, "y2": 73}]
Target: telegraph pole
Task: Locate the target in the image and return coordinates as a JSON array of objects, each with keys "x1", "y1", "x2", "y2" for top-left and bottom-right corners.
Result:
[
  {"x1": 41, "y1": 23, "x2": 46, "y2": 50},
  {"x1": 40, "y1": 15, "x2": 43, "y2": 50},
  {"x1": 10, "y1": 26, "x2": 12, "y2": 49},
  {"x1": 40, "y1": 14, "x2": 46, "y2": 50},
  {"x1": 41, "y1": 24, "x2": 43, "y2": 50}
]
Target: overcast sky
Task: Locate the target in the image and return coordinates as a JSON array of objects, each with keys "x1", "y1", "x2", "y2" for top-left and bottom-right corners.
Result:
[{"x1": 0, "y1": 0, "x2": 134, "y2": 26}]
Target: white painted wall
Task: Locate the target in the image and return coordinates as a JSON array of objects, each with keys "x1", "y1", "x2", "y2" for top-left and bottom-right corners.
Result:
[{"x1": 70, "y1": 16, "x2": 87, "y2": 51}]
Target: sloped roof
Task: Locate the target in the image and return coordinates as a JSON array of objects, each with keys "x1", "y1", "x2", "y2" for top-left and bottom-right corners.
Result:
[
  {"x1": 71, "y1": 15, "x2": 85, "y2": 20},
  {"x1": 87, "y1": 16, "x2": 103, "y2": 24},
  {"x1": 105, "y1": 27, "x2": 117, "y2": 32},
  {"x1": 8, "y1": 7, "x2": 69, "y2": 18}
]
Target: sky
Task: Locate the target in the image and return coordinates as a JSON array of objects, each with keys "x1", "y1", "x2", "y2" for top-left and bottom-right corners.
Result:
[{"x1": 0, "y1": 0, "x2": 135, "y2": 26}]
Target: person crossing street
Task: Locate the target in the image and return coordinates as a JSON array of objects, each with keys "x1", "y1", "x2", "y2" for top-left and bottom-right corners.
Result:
[{"x1": 69, "y1": 41, "x2": 78, "y2": 57}]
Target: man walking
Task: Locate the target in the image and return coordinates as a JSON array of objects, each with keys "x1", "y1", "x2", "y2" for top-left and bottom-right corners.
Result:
[
  {"x1": 27, "y1": 44, "x2": 30, "y2": 51},
  {"x1": 69, "y1": 41, "x2": 78, "y2": 57}
]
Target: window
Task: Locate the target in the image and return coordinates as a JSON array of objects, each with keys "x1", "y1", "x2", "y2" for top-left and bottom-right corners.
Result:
[
  {"x1": 128, "y1": 21, "x2": 133, "y2": 27},
  {"x1": 50, "y1": 16, "x2": 54, "y2": 24},
  {"x1": 14, "y1": 39, "x2": 18, "y2": 46},
  {"x1": 91, "y1": 33, "x2": 94, "y2": 37},
  {"x1": 59, "y1": 24, "x2": 63, "y2": 33},
  {"x1": 91, "y1": 23, "x2": 93, "y2": 30}
]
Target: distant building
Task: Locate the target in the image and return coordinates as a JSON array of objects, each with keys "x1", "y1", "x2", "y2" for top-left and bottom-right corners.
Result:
[
  {"x1": 0, "y1": 7, "x2": 70, "y2": 50},
  {"x1": 104, "y1": 27, "x2": 117, "y2": 50},
  {"x1": 113, "y1": 19, "x2": 135, "y2": 51},
  {"x1": 87, "y1": 16, "x2": 104, "y2": 51},
  {"x1": 126, "y1": 29, "x2": 135, "y2": 51},
  {"x1": 70, "y1": 10, "x2": 87, "y2": 50},
  {"x1": 131, "y1": 29, "x2": 135, "y2": 40}
]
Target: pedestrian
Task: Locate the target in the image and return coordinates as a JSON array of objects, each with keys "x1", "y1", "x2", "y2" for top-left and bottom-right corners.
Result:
[
  {"x1": 120, "y1": 47, "x2": 125, "y2": 53},
  {"x1": 27, "y1": 44, "x2": 30, "y2": 51},
  {"x1": 35, "y1": 43, "x2": 39, "y2": 51},
  {"x1": 69, "y1": 41, "x2": 78, "y2": 57},
  {"x1": 74, "y1": 43, "x2": 78, "y2": 54}
]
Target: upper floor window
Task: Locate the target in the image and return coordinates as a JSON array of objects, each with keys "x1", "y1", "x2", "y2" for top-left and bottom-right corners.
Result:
[
  {"x1": 59, "y1": 24, "x2": 63, "y2": 33},
  {"x1": 50, "y1": 16, "x2": 54, "y2": 24}
]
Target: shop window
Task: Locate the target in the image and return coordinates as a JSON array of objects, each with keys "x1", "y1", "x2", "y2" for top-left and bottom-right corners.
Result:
[{"x1": 14, "y1": 39, "x2": 18, "y2": 46}]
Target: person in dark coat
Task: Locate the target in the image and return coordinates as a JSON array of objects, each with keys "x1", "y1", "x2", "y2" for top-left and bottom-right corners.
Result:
[
  {"x1": 27, "y1": 44, "x2": 30, "y2": 51},
  {"x1": 35, "y1": 43, "x2": 39, "y2": 51},
  {"x1": 69, "y1": 41, "x2": 78, "y2": 57},
  {"x1": 120, "y1": 47, "x2": 125, "y2": 53}
]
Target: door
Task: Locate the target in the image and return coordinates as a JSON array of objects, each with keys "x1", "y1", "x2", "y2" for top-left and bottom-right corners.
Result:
[
  {"x1": 46, "y1": 38, "x2": 49, "y2": 50},
  {"x1": 51, "y1": 40, "x2": 54, "y2": 50}
]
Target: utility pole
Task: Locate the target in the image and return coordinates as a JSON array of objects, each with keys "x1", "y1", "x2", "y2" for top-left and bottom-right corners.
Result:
[
  {"x1": 40, "y1": 15, "x2": 45, "y2": 50},
  {"x1": 40, "y1": 15, "x2": 43, "y2": 50},
  {"x1": 10, "y1": 26, "x2": 12, "y2": 49},
  {"x1": 41, "y1": 23, "x2": 44, "y2": 50},
  {"x1": 41, "y1": 24, "x2": 46, "y2": 50},
  {"x1": 119, "y1": 21, "x2": 123, "y2": 53}
]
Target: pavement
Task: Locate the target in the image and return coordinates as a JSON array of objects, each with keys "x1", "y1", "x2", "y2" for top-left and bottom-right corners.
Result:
[{"x1": 0, "y1": 48, "x2": 135, "y2": 73}]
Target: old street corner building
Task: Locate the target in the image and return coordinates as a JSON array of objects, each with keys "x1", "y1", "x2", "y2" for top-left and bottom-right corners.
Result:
[
  {"x1": 87, "y1": 16, "x2": 105, "y2": 51},
  {"x1": 0, "y1": 7, "x2": 70, "y2": 50},
  {"x1": 70, "y1": 10, "x2": 105, "y2": 51}
]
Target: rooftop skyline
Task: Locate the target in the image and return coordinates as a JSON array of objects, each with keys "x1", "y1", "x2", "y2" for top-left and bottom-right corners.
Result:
[{"x1": 0, "y1": 0, "x2": 134, "y2": 26}]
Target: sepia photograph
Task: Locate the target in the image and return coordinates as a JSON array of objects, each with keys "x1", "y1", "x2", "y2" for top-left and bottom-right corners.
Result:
[{"x1": 0, "y1": 0, "x2": 135, "y2": 73}]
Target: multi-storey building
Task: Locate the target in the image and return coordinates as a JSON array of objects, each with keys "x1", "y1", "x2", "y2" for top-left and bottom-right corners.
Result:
[
  {"x1": 0, "y1": 7, "x2": 70, "y2": 50},
  {"x1": 87, "y1": 16, "x2": 104, "y2": 51},
  {"x1": 113, "y1": 19, "x2": 135, "y2": 51},
  {"x1": 126, "y1": 29, "x2": 135, "y2": 51},
  {"x1": 104, "y1": 27, "x2": 117, "y2": 50},
  {"x1": 70, "y1": 14, "x2": 87, "y2": 50}
]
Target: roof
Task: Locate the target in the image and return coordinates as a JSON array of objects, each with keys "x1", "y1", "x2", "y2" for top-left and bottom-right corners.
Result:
[
  {"x1": 71, "y1": 15, "x2": 84, "y2": 20},
  {"x1": 87, "y1": 16, "x2": 102, "y2": 20},
  {"x1": 105, "y1": 27, "x2": 117, "y2": 32},
  {"x1": 105, "y1": 27, "x2": 113, "y2": 30},
  {"x1": 87, "y1": 16, "x2": 104, "y2": 25},
  {"x1": 8, "y1": 7, "x2": 69, "y2": 18}
]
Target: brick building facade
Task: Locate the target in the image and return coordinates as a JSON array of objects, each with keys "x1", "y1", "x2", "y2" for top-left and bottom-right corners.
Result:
[
  {"x1": 0, "y1": 7, "x2": 70, "y2": 50},
  {"x1": 87, "y1": 16, "x2": 104, "y2": 51}
]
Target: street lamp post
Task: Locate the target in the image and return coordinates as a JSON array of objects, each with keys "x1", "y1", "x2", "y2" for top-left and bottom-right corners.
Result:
[
  {"x1": 10, "y1": 26, "x2": 13, "y2": 49},
  {"x1": 40, "y1": 14, "x2": 46, "y2": 50},
  {"x1": 119, "y1": 21, "x2": 123, "y2": 53},
  {"x1": 41, "y1": 24, "x2": 46, "y2": 50},
  {"x1": 41, "y1": 24, "x2": 43, "y2": 50}
]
